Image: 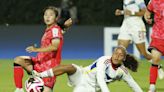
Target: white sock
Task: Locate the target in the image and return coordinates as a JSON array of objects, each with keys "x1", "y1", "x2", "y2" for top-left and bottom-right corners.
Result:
[
  {"x1": 39, "y1": 69, "x2": 54, "y2": 78},
  {"x1": 149, "y1": 84, "x2": 156, "y2": 91}
]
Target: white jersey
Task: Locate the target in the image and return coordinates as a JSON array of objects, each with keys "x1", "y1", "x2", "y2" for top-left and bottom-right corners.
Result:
[
  {"x1": 69, "y1": 56, "x2": 143, "y2": 92},
  {"x1": 123, "y1": 0, "x2": 146, "y2": 24},
  {"x1": 118, "y1": 0, "x2": 146, "y2": 43}
]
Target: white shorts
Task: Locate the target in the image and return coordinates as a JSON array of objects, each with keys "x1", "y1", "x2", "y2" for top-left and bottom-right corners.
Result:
[
  {"x1": 68, "y1": 64, "x2": 97, "y2": 92},
  {"x1": 118, "y1": 19, "x2": 146, "y2": 44}
]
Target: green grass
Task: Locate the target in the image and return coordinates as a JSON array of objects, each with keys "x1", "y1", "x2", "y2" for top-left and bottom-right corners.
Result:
[{"x1": 0, "y1": 59, "x2": 164, "y2": 92}]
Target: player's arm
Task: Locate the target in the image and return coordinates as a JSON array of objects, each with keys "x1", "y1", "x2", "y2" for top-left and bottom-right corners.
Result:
[
  {"x1": 26, "y1": 38, "x2": 60, "y2": 53},
  {"x1": 144, "y1": 1, "x2": 153, "y2": 24},
  {"x1": 115, "y1": 9, "x2": 124, "y2": 16},
  {"x1": 58, "y1": 18, "x2": 73, "y2": 34},
  {"x1": 121, "y1": 70, "x2": 143, "y2": 92},
  {"x1": 96, "y1": 59, "x2": 110, "y2": 92},
  {"x1": 124, "y1": 8, "x2": 146, "y2": 16}
]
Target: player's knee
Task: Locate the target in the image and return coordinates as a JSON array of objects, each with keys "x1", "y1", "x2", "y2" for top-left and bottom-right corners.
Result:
[
  {"x1": 43, "y1": 86, "x2": 52, "y2": 92},
  {"x1": 66, "y1": 64, "x2": 76, "y2": 75},
  {"x1": 152, "y1": 57, "x2": 161, "y2": 64},
  {"x1": 14, "y1": 56, "x2": 23, "y2": 64}
]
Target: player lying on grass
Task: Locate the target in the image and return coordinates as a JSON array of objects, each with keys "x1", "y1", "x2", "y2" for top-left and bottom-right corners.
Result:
[{"x1": 33, "y1": 46, "x2": 143, "y2": 92}]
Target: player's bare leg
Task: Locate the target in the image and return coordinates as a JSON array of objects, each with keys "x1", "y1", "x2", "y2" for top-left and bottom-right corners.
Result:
[
  {"x1": 118, "y1": 39, "x2": 131, "y2": 48},
  {"x1": 33, "y1": 65, "x2": 76, "y2": 78},
  {"x1": 31, "y1": 65, "x2": 76, "y2": 92},
  {"x1": 136, "y1": 43, "x2": 164, "y2": 79},
  {"x1": 52, "y1": 65, "x2": 76, "y2": 75},
  {"x1": 43, "y1": 86, "x2": 52, "y2": 92},
  {"x1": 148, "y1": 49, "x2": 162, "y2": 92},
  {"x1": 14, "y1": 56, "x2": 33, "y2": 73},
  {"x1": 136, "y1": 42, "x2": 152, "y2": 60},
  {"x1": 14, "y1": 56, "x2": 33, "y2": 92}
]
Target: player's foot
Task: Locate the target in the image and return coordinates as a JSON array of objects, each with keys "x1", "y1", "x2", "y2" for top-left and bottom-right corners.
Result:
[
  {"x1": 158, "y1": 64, "x2": 164, "y2": 79},
  {"x1": 148, "y1": 84, "x2": 156, "y2": 92},
  {"x1": 14, "y1": 88, "x2": 24, "y2": 92}
]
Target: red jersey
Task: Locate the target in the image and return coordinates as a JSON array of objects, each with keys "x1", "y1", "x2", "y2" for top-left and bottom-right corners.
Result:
[
  {"x1": 32, "y1": 25, "x2": 63, "y2": 70},
  {"x1": 32, "y1": 25, "x2": 63, "y2": 88},
  {"x1": 147, "y1": 0, "x2": 164, "y2": 39}
]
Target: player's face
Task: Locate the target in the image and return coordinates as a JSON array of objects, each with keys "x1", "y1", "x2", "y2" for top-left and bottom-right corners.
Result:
[
  {"x1": 112, "y1": 48, "x2": 125, "y2": 65},
  {"x1": 44, "y1": 9, "x2": 57, "y2": 26}
]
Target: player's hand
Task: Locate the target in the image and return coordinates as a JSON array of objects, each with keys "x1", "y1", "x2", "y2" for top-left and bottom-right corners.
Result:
[
  {"x1": 144, "y1": 10, "x2": 152, "y2": 24},
  {"x1": 26, "y1": 46, "x2": 37, "y2": 53},
  {"x1": 115, "y1": 9, "x2": 123, "y2": 16},
  {"x1": 64, "y1": 18, "x2": 73, "y2": 28}
]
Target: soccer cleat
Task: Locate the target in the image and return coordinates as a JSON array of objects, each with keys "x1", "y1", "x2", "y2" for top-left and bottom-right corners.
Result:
[
  {"x1": 158, "y1": 64, "x2": 164, "y2": 79},
  {"x1": 148, "y1": 90, "x2": 156, "y2": 92},
  {"x1": 14, "y1": 88, "x2": 24, "y2": 92}
]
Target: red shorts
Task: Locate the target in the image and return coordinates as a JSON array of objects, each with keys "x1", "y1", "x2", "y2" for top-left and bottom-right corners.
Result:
[
  {"x1": 148, "y1": 38, "x2": 164, "y2": 56},
  {"x1": 31, "y1": 57, "x2": 60, "y2": 88}
]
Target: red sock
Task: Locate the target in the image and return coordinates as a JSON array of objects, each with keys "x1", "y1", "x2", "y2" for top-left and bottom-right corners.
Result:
[
  {"x1": 14, "y1": 64, "x2": 24, "y2": 88},
  {"x1": 150, "y1": 64, "x2": 158, "y2": 84}
]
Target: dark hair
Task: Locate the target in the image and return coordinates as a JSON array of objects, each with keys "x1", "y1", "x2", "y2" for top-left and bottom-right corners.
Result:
[
  {"x1": 123, "y1": 54, "x2": 139, "y2": 72},
  {"x1": 44, "y1": 6, "x2": 59, "y2": 17}
]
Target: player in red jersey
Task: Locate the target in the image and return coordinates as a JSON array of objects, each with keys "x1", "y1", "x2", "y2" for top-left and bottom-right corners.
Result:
[
  {"x1": 144, "y1": 0, "x2": 164, "y2": 92},
  {"x1": 13, "y1": 6, "x2": 72, "y2": 92}
]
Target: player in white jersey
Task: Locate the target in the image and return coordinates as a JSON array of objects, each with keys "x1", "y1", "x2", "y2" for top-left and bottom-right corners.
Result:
[
  {"x1": 115, "y1": 0, "x2": 164, "y2": 79},
  {"x1": 33, "y1": 46, "x2": 143, "y2": 92}
]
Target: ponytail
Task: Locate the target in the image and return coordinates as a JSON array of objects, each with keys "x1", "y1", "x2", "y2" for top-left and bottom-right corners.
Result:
[{"x1": 123, "y1": 54, "x2": 139, "y2": 72}]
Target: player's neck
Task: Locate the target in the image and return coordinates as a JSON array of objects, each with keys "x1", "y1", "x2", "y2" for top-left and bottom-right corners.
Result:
[
  {"x1": 111, "y1": 60, "x2": 121, "y2": 70},
  {"x1": 46, "y1": 23, "x2": 57, "y2": 29}
]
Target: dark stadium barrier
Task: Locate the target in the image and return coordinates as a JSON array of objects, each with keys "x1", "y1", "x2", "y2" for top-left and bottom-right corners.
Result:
[{"x1": 0, "y1": 25, "x2": 103, "y2": 59}]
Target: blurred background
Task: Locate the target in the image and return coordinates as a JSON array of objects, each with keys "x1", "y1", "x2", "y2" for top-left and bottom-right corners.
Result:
[{"x1": 0, "y1": 0, "x2": 150, "y2": 59}]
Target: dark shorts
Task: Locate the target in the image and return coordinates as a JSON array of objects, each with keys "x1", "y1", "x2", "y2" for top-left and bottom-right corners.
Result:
[{"x1": 148, "y1": 38, "x2": 164, "y2": 56}]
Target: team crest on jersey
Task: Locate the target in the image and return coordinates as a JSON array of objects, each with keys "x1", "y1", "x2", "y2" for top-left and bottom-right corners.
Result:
[{"x1": 104, "y1": 59, "x2": 111, "y2": 66}]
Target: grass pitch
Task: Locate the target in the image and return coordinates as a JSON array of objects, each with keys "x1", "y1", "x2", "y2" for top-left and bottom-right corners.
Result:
[{"x1": 0, "y1": 59, "x2": 164, "y2": 92}]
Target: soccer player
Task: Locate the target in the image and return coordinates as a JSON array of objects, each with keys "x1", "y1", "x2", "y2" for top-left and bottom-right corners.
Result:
[
  {"x1": 34, "y1": 46, "x2": 143, "y2": 92},
  {"x1": 13, "y1": 6, "x2": 72, "y2": 92},
  {"x1": 144, "y1": 0, "x2": 164, "y2": 92},
  {"x1": 115, "y1": 0, "x2": 164, "y2": 79}
]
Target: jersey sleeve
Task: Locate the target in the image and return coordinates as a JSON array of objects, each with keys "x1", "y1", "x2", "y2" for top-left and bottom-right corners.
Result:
[
  {"x1": 136, "y1": 0, "x2": 146, "y2": 9},
  {"x1": 51, "y1": 28, "x2": 62, "y2": 39},
  {"x1": 121, "y1": 69, "x2": 143, "y2": 92},
  {"x1": 147, "y1": 0, "x2": 154, "y2": 12},
  {"x1": 96, "y1": 58, "x2": 110, "y2": 92}
]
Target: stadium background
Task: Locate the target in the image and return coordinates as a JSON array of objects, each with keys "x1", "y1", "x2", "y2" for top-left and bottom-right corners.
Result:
[
  {"x1": 0, "y1": 0, "x2": 164, "y2": 92},
  {"x1": 0, "y1": 0, "x2": 151, "y2": 59}
]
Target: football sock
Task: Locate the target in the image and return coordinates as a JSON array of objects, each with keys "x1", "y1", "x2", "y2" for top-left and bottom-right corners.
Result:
[
  {"x1": 39, "y1": 69, "x2": 54, "y2": 78},
  {"x1": 150, "y1": 64, "x2": 158, "y2": 84},
  {"x1": 149, "y1": 84, "x2": 156, "y2": 92},
  {"x1": 14, "y1": 63, "x2": 24, "y2": 88}
]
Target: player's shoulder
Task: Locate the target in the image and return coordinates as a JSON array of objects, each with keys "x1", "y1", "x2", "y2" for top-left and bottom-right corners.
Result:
[
  {"x1": 135, "y1": 0, "x2": 145, "y2": 4},
  {"x1": 98, "y1": 56, "x2": 111, "y2": 61},
  {"x1": 51, "y1": 25, "x2": 62, "y2": 31},
  {"x1": 50, "y1": 25, "x2": 63, "y2": 35},
  {"x1": 118, "y1": 65, "x2": 129, "y2": 74},
  {"x1": 97, "y1": 56, "x2": 112, "y2": 65},
  {"x1": 99, "y1": 56, "x2": 111, "y2": 59}
]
